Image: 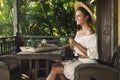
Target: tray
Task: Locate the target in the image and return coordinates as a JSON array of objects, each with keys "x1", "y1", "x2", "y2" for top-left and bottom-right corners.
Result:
[{"x1": 20, "y1": 44, "x2": 58, "y2": 52}]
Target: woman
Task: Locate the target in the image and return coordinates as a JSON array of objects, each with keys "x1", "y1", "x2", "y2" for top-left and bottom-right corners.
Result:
[{"x1": 47, "y1": 1, "x2": 98, "y2": 80}]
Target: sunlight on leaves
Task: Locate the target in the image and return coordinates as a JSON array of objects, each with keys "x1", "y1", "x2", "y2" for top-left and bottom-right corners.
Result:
[{"x1": 0, "y1": 0, "x2": 97, "y2": 37}]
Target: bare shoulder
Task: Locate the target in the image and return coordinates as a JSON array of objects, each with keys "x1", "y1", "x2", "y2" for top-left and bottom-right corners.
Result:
[
  {"x1": 76, "y1": 30, "x2": 82, "y2": 35},
  {"x1": 76, "y1": 30, "x2": 81, "y2": 34},
  {"x1": 76, "y1": 28, "x2": 95, "y2": 37},
  {"x1": 86, "y1": 28, "x2": 95, "y2": 35}
]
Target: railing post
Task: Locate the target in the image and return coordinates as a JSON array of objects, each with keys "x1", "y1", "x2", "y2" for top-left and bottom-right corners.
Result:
[{"x1": 15, "y1": 33, "x2": 24, "y2": 52}]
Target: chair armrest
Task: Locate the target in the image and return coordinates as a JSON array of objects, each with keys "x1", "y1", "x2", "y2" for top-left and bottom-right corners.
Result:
[
  {"x1": 0, "y1": 55, "x2": 19, "y2": 63},
  {"x1": 0, "y1": 61, "x2": 10, "y2": 80},
  {"x1": 74, "y1": 63, "x2": 120, "y2": 80},
  {"x1": 0, "y1": 55, "x2": 21, "y2": 80},
  {"x1": 0, "y1": 55, "x2": 20, "y2": 70},
  {"x1": 0, "y1": 61, "x2": 9, "y2": 70},
  {"x1": 0, "y1": 55, "x2": 17, "y2": 59}
]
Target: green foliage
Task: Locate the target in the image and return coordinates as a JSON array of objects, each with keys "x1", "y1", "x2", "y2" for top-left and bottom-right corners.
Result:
[
  {"x1": 0, "y1": 0, "x2": 13, "y2": 36},
  {"x1": 18, "y1": 0, "x2": 77, "y2": 37},
  {"x1": 0, "y1": 0, "x2": 96, "y2": 37}
]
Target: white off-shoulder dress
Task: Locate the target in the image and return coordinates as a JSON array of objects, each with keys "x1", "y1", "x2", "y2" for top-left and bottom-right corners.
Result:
[{"x1": 61, "y1": 33, "x2": 98, "y2": 80}]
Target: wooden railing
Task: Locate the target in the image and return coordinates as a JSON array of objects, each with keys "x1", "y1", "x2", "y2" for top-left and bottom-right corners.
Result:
[
  {"x1": 0, "y1": 36, "x2": 17, "y2": 55},
  {"x1": 0, "y1": 36, "x2": 63, "y2": 55}
]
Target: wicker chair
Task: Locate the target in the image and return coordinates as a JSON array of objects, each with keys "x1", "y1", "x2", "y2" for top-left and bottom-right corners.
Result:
[
  {"x1": 74, "y1": 46, "x2": 120, "y2": 80},
  {"x1": 74, "y1": 63, "x2": 120, "y2": 80},
  {"x1": 0, "y1": 61, "x2": 10, "y2": 80},
  {"x1": 0, "y1": 55, "x2": 21, "y2": 80}
]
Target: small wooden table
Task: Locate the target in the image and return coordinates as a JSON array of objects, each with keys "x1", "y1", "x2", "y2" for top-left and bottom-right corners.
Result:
[{"x1": 16, "y1": 47, "x2": 63, "y2": 80}]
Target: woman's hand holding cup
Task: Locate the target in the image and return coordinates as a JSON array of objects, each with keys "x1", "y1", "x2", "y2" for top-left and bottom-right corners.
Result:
[{"x1": 69, "y1": 38, "x2": 76, "y2": 47}]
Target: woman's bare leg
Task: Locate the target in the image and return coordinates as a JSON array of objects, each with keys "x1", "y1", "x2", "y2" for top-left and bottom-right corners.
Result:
[{"x1": 46, "y1": 63, "x2": 64, "y2": 80}]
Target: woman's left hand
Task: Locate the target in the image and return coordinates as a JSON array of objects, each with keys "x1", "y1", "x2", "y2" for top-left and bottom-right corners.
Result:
[{"x1": 69, "y1": 38, "x2": 77, "y2": 47}]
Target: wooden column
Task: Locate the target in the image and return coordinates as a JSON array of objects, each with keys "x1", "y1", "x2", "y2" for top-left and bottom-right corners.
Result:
[
  {"x1": 13, "y1": 0, "x2": 19, "y2": 36},
  {"x1": 96, "y1": 0, "x2": 118, "y2": 62}
]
